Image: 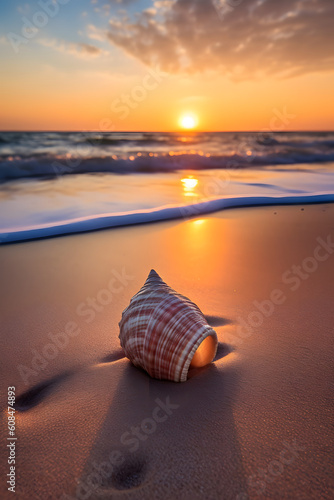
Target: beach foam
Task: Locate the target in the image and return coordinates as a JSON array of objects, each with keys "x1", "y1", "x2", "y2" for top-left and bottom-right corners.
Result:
[{"x1": 1, "y1": 187, "x2": 334, "y2": 243}]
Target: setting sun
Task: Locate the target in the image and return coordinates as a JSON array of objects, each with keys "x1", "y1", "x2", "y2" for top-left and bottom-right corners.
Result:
[{"x1": 179, "y1": 114, "x2": 198, "y2": 130}]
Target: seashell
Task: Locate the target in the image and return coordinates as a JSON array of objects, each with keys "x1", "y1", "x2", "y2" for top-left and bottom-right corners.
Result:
[{"x1": 119, "y1": 270, "x2": 218, "y2": 382}]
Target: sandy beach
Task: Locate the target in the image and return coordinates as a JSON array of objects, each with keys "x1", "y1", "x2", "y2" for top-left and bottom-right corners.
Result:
[{"x1": 0, "y1": 203, "x2": 333, "y2": 499}]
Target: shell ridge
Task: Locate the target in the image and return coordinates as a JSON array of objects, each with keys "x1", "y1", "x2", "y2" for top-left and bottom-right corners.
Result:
[
  {"x1": 121, "y1": 289, "x2": 162, "y2": 366},
  {"x1": 143, "y1": 294, "x2": 182, "y2": 376},
  {"x1": 131, "y1": 283, "x2": 176, "y2": 376},
  {"x1": 148, "y1": 295, "x2": 189, "y2": 379}
]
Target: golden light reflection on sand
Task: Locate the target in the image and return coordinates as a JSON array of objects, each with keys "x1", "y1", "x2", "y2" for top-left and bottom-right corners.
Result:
[{"x1": 169, "y1": 216, "x2": 230, "y2": 289}]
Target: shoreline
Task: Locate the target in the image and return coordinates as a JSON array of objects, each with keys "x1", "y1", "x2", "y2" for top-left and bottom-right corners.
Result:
[{"x1": 1, "y1": 193, "x2": 334, "y2": 245}]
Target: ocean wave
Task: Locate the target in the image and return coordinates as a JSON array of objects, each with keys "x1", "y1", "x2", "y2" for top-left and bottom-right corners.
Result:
[
  {"x1": 1, "y1": 150, "x2": 334, "y2": 182},
  {"x1": 1, "y1": 192, "x2": 334, "y2": 244}
]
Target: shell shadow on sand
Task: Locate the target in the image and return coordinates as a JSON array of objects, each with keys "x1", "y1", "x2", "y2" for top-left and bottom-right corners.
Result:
[
  {"x1": 15, "y1": 370, "x2": 74, "y2": 412},
  {"x1": 204, "y1": 315, "x2": 232, "y2": 328},
  {"x1": 76, "y1": 340, "x2": 244, "y2": 499}
]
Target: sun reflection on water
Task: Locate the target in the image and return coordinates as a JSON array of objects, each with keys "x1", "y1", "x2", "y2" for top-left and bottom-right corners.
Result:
[
  {"x1": 181, "y1": 177, "x2": 198, "y2": 190},
  {"x1": 181, "y1": 176, "x2": 199, "y2": 198}
]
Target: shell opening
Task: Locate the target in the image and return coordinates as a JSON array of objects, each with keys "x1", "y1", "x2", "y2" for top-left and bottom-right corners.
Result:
[{"x1": 190, "y1": 335, "x2": 217, "y2": 368}]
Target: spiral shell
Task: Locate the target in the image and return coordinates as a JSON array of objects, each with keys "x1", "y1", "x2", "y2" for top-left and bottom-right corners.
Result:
[{"x1": 119, "y1": 270, "x2": 218, "y2": 382}]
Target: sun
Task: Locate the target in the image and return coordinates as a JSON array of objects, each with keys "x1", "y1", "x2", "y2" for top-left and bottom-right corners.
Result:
[{"x1": 179, "y1": 114, "x2": 198, "y2": 130}]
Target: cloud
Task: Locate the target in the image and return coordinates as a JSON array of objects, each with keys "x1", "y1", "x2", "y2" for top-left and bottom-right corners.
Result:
[
  {"x1": 37, "y1": 38, "x2": 107, "y2": 58},
  {"x1": 106, "y1": 0, "x2": 334, "y2": 80},
  {"x1": 108, "y1": 0, "x2": 138, "y2": 5},
  {"x1": 87, "y1": 24, "x2": 107, "y2": 42}
]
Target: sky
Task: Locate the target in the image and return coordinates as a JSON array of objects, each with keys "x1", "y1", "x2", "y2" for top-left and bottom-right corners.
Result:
[{"x1": 0, "y1": 0, "x2": 334, "y2": 131}]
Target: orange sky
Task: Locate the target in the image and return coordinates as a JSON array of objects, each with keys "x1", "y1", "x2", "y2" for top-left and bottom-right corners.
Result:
[{"x1": 1, "y1": 0, "x2": 334, "y2": 131}]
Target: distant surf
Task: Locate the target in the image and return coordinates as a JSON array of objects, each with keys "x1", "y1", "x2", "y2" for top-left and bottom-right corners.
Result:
[{"x1": 1, "y1": 131, "x2": 334, "y2": 182}]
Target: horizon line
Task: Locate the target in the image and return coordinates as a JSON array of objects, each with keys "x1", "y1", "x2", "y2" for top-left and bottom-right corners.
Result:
[{"x1": 1, "y1": 129, "x2": 334, "y2": 133}]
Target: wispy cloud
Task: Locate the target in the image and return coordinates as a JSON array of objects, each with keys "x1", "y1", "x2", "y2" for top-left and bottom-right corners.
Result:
[
  {"x1": 37, "y1": 38, "x2": 108, "y2": 58},
  {"x1": 86, "y1": 24, "x2": 107, "y2": 42},
  {"x1": 108, "y1": 0, "x2": 139, "y2": 5},
  {"x1": 106, "y1": 0, "x2": 334, "y2": 80}
]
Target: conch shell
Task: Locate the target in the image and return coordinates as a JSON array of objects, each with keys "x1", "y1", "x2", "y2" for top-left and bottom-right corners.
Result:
[{"x1": 119, "y1": 270, "x2": 218, "y2": 382}]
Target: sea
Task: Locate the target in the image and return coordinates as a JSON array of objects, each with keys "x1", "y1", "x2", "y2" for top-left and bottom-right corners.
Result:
[{"x1": 1, "y1": 131, "x2": 334, "y2": 243}]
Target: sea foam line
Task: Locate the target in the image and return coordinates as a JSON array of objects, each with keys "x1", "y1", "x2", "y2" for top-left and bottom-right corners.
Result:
[{"x1": 1, "y1": 193, "x2": 334, "y2": 244}]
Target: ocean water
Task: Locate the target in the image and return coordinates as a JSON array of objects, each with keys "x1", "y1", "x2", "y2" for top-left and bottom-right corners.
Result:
[{"x1": 0, "y1": 131, "x2": 334, "y2": 243}]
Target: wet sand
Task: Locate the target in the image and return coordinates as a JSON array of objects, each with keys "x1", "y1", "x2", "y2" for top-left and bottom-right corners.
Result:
[{"x1": 0, "y1": 204, "x2": 333, "y2": 499}]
